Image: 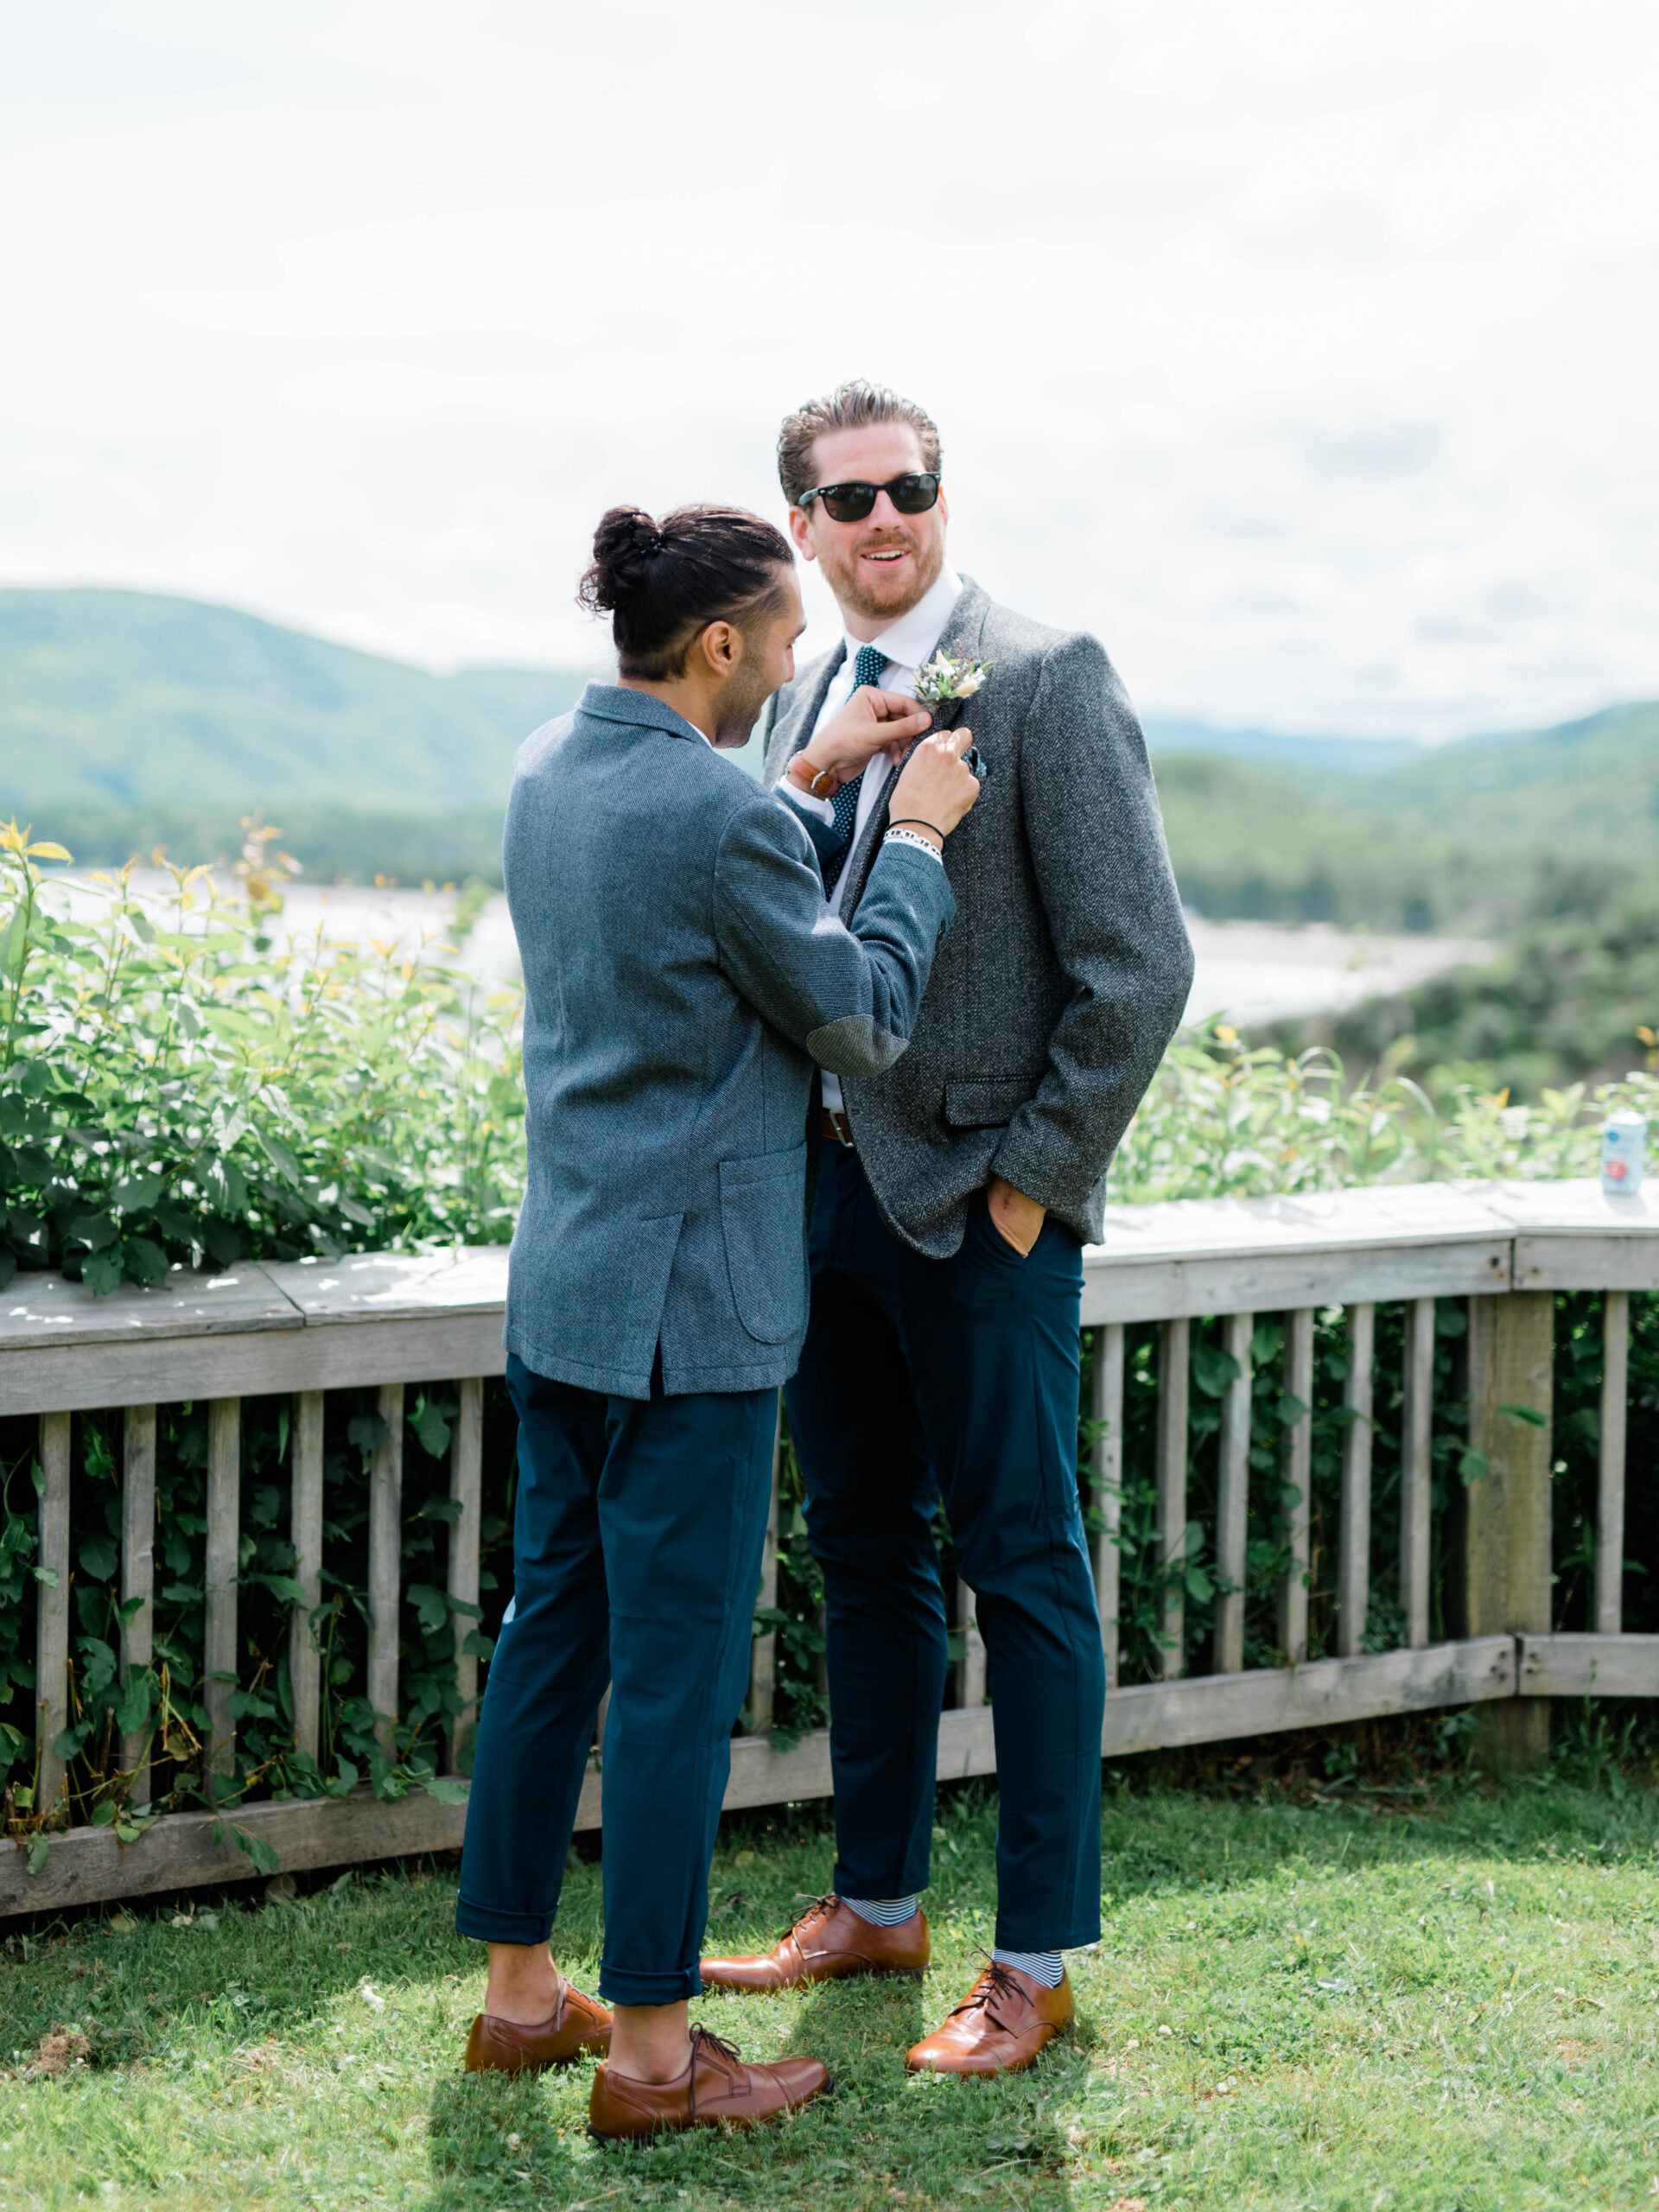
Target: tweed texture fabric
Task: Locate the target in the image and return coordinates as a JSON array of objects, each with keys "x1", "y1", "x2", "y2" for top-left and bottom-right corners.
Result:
[
  {"x1": 760, "y1": 577, "x2": 1193, "y2": 1255},
  {"x1": 502, "y1": 682, "x2": 956, "y2": 1397}
]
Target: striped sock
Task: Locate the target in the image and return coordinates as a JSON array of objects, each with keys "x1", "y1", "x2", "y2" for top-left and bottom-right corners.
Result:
[
  {"x1": 993, "y1": 1948, "x2": 1065, "y2": 1988},
  {"x1": 840, "y1": 1895, "x2": 919, "y2": 1927}
]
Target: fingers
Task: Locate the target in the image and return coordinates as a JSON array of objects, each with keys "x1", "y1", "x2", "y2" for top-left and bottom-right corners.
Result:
[{"x1": 865, "y1": 686, "x2": 932, "y2": 726}]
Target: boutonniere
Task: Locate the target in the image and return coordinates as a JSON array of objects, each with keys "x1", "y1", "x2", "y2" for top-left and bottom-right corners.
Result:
[{"x1": 914, "y1": 648, "x2": 994, "y2": 710}]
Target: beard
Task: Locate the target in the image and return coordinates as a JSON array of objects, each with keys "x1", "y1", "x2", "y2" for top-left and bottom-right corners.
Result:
[
  {"x1": 817, "y1": 524, "x2": 946, "y2": 625},
  {"x1": 710, "y1": 652, "x2": 778, "y2": 748}
]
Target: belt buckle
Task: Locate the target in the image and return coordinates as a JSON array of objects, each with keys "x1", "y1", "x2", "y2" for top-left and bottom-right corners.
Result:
[{"x1": 827, "y1": 1109, "x2": 855, "y2": 1149}]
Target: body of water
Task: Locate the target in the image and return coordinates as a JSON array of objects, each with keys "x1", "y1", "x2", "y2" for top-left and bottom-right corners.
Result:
[{"x1": 51, "y1": 875, "x2": 1490, "y2": 1033}]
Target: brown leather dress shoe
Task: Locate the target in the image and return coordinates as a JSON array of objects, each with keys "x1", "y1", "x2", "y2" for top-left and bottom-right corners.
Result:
[
  {"x1": 701, "y1": 1894, "x2": 929, "y2": 1993},
  {"x1": 588, "y1": 2026, "x2": 830, "y2": 2140},
  {"x1": 906, "y1": 1960, "x2": 1074, "y2": 2075},
  {"x1": 464, "y1": 1978, "x2": 612, "y2": 2073}
]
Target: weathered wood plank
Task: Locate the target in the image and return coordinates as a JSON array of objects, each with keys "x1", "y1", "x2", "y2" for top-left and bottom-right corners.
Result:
[
  {"x1": 0, "y1": 1313, "x2": 508, "y2": 1419},
  {"x1": 203, "y1": 1400, "x2": 241, "y2": 1785},
  {"x1": 1156, "y1": 1318, "x2": 1189, "y2": 1678},
  {"x1": 1399, "y1": 1297, "x2": 1434, "y2": 1650},
  {"x1": 1277, "y1": 1309, "x2": 1314, "y2": 1664},
  {"x1": 0, "y1": 1266, "x2": 301, "y2": 1358},
  {"x1": 1211, "y1": 1311, "x2": 1253, "y2": 1675},
  {"x1": 0, "y1": 1636, "x2": 1526, "y2": 1916},
  {"x1": 289, "y1": 1391, "x2": 326, "y2": 1764},
  {"x1": 1096, "y1": 1636, "x2": 1518, "y2": 1758},
  {"x1": 1597, "y1": 1293, "x2": 1630, "y2": 1636},
  {"x1": 1090, "y1": 1323, "x2": 1124, "y2": 1688},
  {"x1": 368, "y1": 1383, "x2": 404, "y2": 1750},
  {"x1": 1466, "y1": 1293, "x2": 1554, "y2": 1773},
  {"x1": 1337, "y1": 1304, "x2": 1374, "y2": 1659},
  {"x1": 1494, "y1": 1179, "x2": 1659, "y2": 1292},
  {"x1": 260, "y1": 1250, "x2": 507, "y2": 1325},
  {"x1": 120, "y1": 1405, "x2": 156, "y2": 1783},
  {"x1": 447, "y1": 1378, "x2": 484, "y2": 1770},
  {"x1": 1517, "y1": 1632, "x2": 1659, "y2": 1699},
  {"x1": 35, "y1": 1411, "x2": 73, "y2": 1821}
]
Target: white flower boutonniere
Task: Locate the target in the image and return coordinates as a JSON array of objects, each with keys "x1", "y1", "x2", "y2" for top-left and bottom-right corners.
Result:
[{"x1": 914, "y1": 648, "x2": 994, "y2": 710}]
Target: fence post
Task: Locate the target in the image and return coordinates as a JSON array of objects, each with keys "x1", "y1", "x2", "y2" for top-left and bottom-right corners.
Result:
[
  {"x1": 1090, "y1": 1323, "x2": 1124, "y2": 1689},
  {"x1": 1398, "y1": 1298, "x2": 1435, "y2": 1649},
  {"x1": 448, "y1": 1378, "x2": 484, "y2": 1771},
  {"x1": 1212, "y1": 1311, "x2": 1253, "y2": 1675},
  {"x1": 1596, "y1": 1292, "x2": 1630, "y2": 1635},
  {"x1": 368, "y1": 1383, "x2": 404, "y2": 1753},
  {"x1": 1277, "y1": 1309, "x2": 1314, "y2": 1663},
  {"x1": 1156, "y1": 1319, "x2": 1189, "y2": 1678},
  {"x1": 1466, "y1": 1292, "x2": 1554, "y2": 1773},
  {"x1": 747, "y1": 1407, "x2": 783, "y2": 1735},
  {"x1": 956, "y1": 1577, "x2": 988, "y2": 1708},
  {"x1": 289, "y1": 1391, "x2": 326, "y2": 1763},
  {"x1": 203, "y1": 1399, "x2": 241, "y2": 1790},
  {"x1": 120, "y1": 1405, "x2": 156, "y2": 1790},
  {"x1": 35, "y1": 1411, "x2": 73, "y2": 1823},
  {"x1": 1337, "y1": 1304, "x2": 1375, "y2": 1658}
]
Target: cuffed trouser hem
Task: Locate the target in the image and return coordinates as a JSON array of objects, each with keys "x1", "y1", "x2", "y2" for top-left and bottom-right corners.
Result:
[
  {"x1": 993, "y1": 1914, "x2": 1102, "y2": 1954},
  {"x1": 454, "y1": 1897, "x2": 556, "y2": 1946},
  {"x1": 598, "y1": 1961, "x2": 704, "y2": 2006}
]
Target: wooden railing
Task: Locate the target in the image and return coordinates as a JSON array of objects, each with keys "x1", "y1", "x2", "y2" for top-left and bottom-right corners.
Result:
[{"x1": 3, "y1": 1178, "x2": 1655, "y2": 1916}]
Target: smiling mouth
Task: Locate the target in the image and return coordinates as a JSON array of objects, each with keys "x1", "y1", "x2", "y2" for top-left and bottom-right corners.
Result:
[{"x1": 861, "y1": 547, "x2": 911, "y2": 563}]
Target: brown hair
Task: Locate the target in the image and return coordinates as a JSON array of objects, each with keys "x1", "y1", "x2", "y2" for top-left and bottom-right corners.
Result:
[
  {"x1": 577, "y1": 504, "x2": 793, "y2": 680},
  {"x1": 776, "y1": 379, "x2": 942, "y2": 510}
]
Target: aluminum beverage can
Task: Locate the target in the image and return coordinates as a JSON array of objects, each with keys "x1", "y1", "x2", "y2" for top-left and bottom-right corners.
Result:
[{"x1": 1600, "y1": 1110, "x2": 1646, "y2": 1195}]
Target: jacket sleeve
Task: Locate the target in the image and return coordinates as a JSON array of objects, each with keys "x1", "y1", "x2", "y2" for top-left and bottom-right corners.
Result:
[
  {"x1": 714, "y1": 793, "x2": 956, "y2": 1077},
  {"x1": 989, "y1": 632, "x2": 1194, "y2": 1213}
]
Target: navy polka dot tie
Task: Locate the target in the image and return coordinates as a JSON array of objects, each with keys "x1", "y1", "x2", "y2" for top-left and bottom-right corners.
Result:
[{"x1": 822, "y1": 645, "x2": 888, "y2": 894}]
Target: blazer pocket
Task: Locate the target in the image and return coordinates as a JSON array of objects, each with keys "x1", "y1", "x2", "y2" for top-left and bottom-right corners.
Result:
[
  {"x1": 719, "y1": 1143, "x2": 810, "y2": 1345},
  {"x1": 944, "y1": 1077, "x2": 1033, "y2": 1129}
]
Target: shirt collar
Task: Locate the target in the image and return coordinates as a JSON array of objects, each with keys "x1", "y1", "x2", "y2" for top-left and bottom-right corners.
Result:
[{"x1": 843, "y1": 567, "x2": 963, "y2": 676}]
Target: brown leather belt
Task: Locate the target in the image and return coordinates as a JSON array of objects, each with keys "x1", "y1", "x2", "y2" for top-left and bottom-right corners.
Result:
[{"x1": 821, "y1": 1109, "x2": 856, "y2": 1147}]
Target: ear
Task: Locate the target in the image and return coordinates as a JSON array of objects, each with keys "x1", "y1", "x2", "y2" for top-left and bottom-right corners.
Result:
[
  {"x1": 786, "y1": 505, "x2": 818, "y2": 563},
  {"x1": 697, "y1": 619, "x2": 743, "y2": 676}
]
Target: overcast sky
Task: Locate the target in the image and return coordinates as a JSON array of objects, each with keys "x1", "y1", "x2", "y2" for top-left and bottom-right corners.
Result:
[{"x1": 3, "y1": 1, "x2": 1656, "y2": 739}]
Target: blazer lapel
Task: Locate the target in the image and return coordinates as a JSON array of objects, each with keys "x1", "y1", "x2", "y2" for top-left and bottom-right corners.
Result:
[
  {"x1": 840, "y1": 577, "x2": 991, "y2": 912},
  {"x1": 762, "y1": 643, "x2": 846, "y2": 784}
]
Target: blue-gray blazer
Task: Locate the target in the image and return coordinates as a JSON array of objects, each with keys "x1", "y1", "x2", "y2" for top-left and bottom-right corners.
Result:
[{"x1": 502, "y1": 682, "x2": 956, "y2": 1398}]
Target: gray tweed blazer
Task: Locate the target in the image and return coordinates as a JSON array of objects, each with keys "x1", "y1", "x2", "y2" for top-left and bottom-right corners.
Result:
[{"x1": 760, "y1": 576, "x2": 1193, "y2": 1256}]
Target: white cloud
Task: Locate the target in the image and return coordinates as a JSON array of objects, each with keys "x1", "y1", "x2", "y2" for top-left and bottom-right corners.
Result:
[{"x1": 1, "y1": 0, "x2": 1656, "y2": 736}]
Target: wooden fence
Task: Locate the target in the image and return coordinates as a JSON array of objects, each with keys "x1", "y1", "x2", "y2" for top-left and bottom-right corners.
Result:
[{"x1": 3, "y1": 1175, "x2": 1656, "y2": 1918}]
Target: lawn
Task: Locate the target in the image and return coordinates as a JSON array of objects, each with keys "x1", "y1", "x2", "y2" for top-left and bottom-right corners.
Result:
[{"x1": 3, "y1": 1775, "x2": 1657, "y2": 2211}]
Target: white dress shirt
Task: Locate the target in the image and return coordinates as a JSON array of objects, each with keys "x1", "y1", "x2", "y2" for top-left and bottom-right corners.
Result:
[{"x1": 780, "y1": 566, "x2": 963, "y2": 1112}]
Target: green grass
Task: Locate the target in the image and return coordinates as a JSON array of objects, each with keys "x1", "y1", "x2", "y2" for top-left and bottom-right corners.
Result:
[{"x1": 3, "y1": 1779, "x2": 1658, "y2": 2210}]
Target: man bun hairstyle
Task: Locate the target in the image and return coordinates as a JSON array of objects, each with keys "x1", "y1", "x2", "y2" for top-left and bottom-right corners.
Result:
[
  {"x1": 777, "y1": 378, "x2": 942, "y2": 510},
  {"x1": 579, "y1": 503, "x2": 793, "y2": 680}
]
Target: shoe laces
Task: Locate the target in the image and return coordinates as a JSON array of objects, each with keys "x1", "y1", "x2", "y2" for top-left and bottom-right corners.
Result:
[
  {"x1": 948, "y1": 1956, "x2": 1025, "y2": 2027},
  {"x1": 687, "y1": 2025, "x2": 742, "y2": 2122},
  {"x1": 779, "y1": 1893, "x2": 840, "y2": 1945}
]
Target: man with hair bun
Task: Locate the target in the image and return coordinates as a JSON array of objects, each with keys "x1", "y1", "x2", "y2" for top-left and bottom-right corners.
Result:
[
  {"x1": 453, "y1": 500, "x2": 982, "y2": 2140},
  {"x1": 699, "y1": 383, "x2": 1194, "y2": 2077}
]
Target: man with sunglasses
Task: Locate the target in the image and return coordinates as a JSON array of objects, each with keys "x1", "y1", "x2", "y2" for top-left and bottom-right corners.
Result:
[{"x1": 700, "y1": 380, "x2": 1193, "y2": 2076}]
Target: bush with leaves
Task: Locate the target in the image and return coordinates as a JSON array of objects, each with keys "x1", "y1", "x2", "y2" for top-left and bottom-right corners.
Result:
[{"x1": 0, "y1": 820, "x2": 524, "y2": 1293}]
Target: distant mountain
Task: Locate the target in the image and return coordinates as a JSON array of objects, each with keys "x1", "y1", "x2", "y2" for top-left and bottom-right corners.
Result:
[
  {"x1": 1141, "y1": 717, "x2": 1421, "y2": 779},
  {"x1": 0, "y1": 588, "x2": 591, "y2": 816},
  {"x1": 3, "y1": 588, "x2": 1654, "y2": 922}
]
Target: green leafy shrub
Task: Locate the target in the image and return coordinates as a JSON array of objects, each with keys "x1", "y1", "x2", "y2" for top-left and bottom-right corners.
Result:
[{"x1": 0, "y1": 821, "x2": 524, "y2": 1294}]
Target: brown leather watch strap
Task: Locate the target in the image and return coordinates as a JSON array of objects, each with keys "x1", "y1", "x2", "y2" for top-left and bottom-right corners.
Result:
[{"x1": 788, "y1": 754, "x2": 840, "y2": 799}]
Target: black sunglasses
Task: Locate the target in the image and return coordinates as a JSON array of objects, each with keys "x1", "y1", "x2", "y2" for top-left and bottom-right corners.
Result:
[{"x1": 798, "y1": 472, "x2": 941, "y2": 524}]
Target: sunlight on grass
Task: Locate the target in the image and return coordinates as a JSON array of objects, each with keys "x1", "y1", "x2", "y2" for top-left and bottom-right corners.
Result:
[{"x1": 3, "y1": 1782, "x2": 1658, "y2": 2210}]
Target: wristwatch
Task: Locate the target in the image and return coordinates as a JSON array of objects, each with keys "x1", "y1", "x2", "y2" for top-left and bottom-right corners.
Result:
[{"x1": 787, "y1": 754, "x2": 840, "y2": 799}]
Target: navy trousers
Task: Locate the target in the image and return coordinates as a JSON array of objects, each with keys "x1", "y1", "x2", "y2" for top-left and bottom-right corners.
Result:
[
  {"x1": 785, "y1": 1143, "x2": 1105, "y2": 1954},
  {"x1": 454, "y1": 1353, "x2": 775, "y2": 2005}
]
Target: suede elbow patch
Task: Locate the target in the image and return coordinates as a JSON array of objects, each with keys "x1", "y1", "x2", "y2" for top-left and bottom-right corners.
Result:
[{"x1": 805, "y1": 1013, "x2": 908, "y2": 1077}]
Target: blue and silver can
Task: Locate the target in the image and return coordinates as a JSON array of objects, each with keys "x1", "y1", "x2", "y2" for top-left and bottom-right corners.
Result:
[{"x1": 1600, "y1": 1110, "x2": 1646, "y2": 1195}]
